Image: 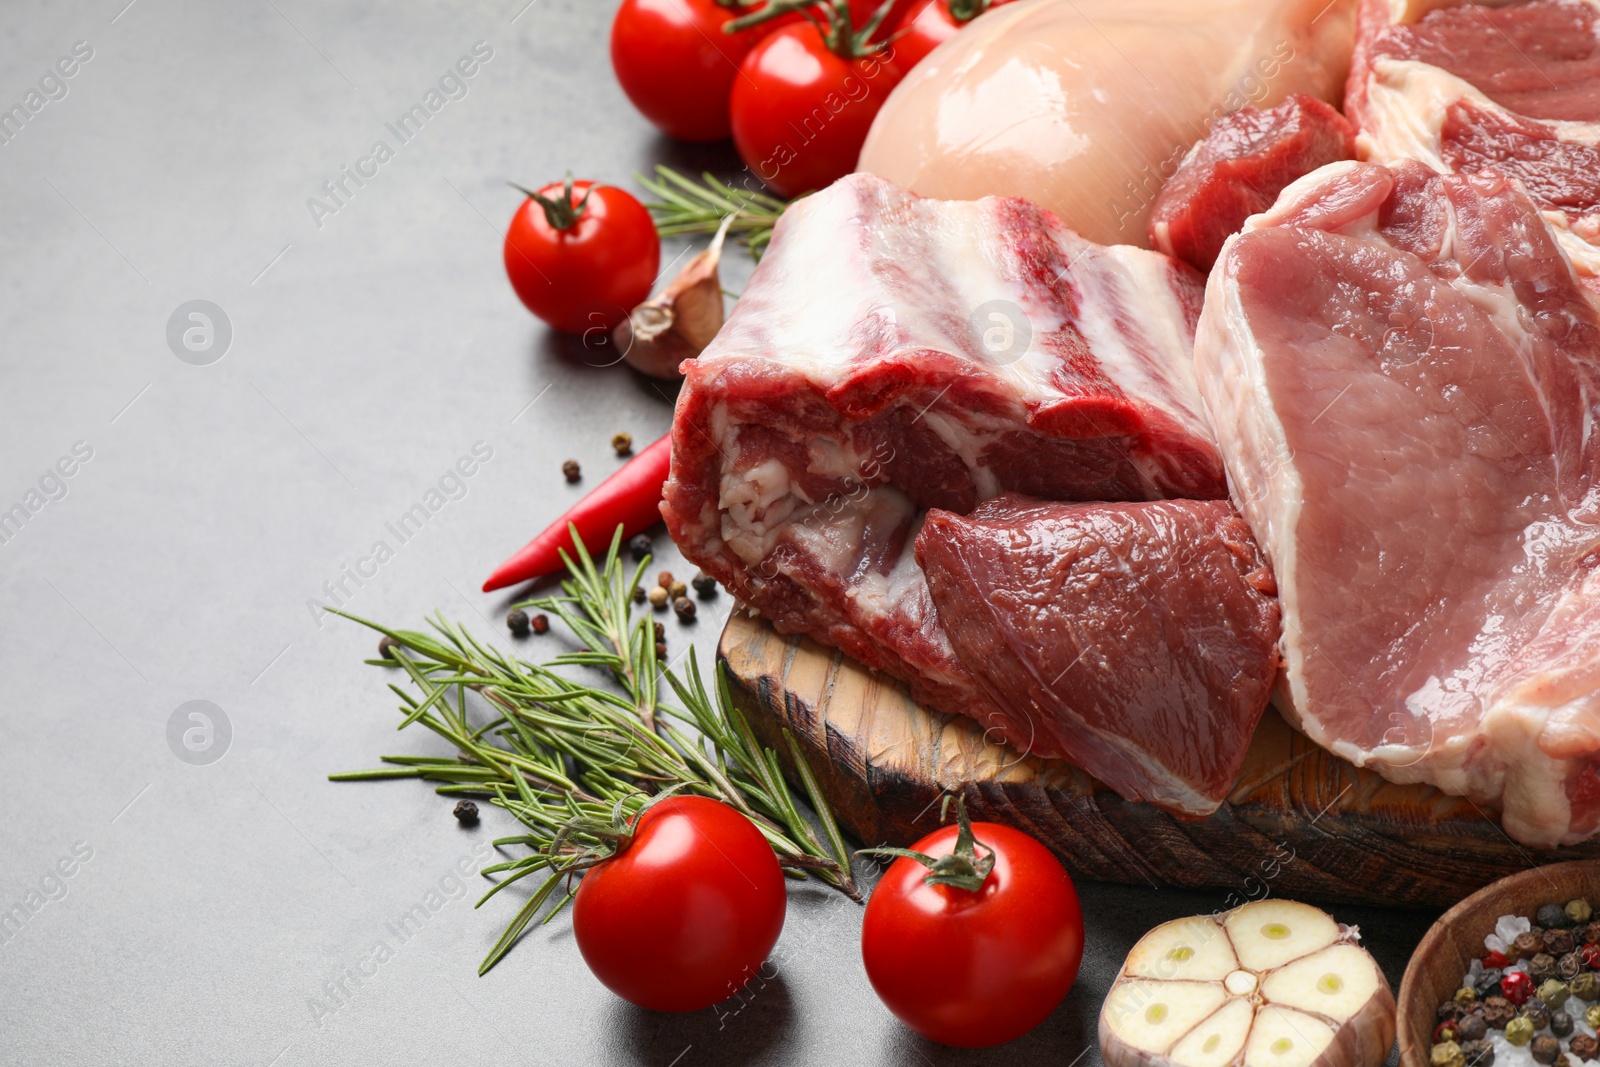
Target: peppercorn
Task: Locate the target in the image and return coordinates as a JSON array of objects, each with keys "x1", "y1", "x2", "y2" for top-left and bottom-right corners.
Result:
[
  {"x1": 1440, "y1": 999, "x2": 1467, "y2": 1023},
  {"x1": 1505, "y1": 1016, "x2": 1535, "y2": 1046},
  {"x1": 653, "y1": 621, "x2": 665, "y2": 641},
  {"x1": 531, "y1": 613, "x2": 549, "y2": 635},
  {"x1": 1572, "y1": 1034, "x2": 1600, "y2": 1061},
  {"x1": 1475, "y1": 968, "x2": 1505, "y2": 998},
  {"x1": 562, "y1": 458, "x2": 581, "y2": 483},
  {"x1": 507, "y1": 609, "x2": 531, "y2": 636},
  {"x1": 1433, "y1": 1042, "x2": 1466, "y2": 1067},
  {"x1": 647, "y1": 586, "x2": 669, "y2": 608},
  {"x1": 1517, "y1": 931, "x2": 1547, "y2": 959},
  {"x1": 668, "y1": 580, "x2": 687, "y2": 600},
  {"x1": 1571, "y1": 900, "x2": 1595, "y2": 927},
  {"x1": 1455, "y1": 986, "x2": 1479, "y2": 1008},
  {"x1": 1548, "y1": 928, "x2": 1577, "y2": 957},
  {"x1": 1460, "y1": 1039, "x2": 1494, "y2": 1067},
  {"x1": 1573, "y1": 972, "x2": 1600, "y2": 1001},
  {"x1": 1483, "y1": 996, "x2": 1516, "y2": 1028},
  {"x1": 655, "y1": 641, "x2": 667, "y2": 660},
  {"x1": 1435, "y1": 1021, "x2": 1460, "y2": 1044},
  {"x1": 633, "y1": 586, "x2": 647, "y2": 604},
  {"x1": 692, "y1": 572, "x2": 717, "y2": 598},
  {"x1": 1531, "y1": 953, "x2": 1559, "y2": 984},
  {"x1": 1551, "y1": 1008, "x2": 1575, "y2": 1037},
  {"x1": 1540, "y1": 979, "x2": 1571, "y2": 1008},
  {"x1": 453, "y1": 800, "x2": 479, "y2": 825},
  {"x1": 1485, "y1": 950, "x2": 1511, "y2": 969},
  {"x1": 378, "y1": 634, "x2": 400, "y2": 660},
  {"x1": 1587, "y1": 1003, "x2": 1600, "y2": 1029},
  {"x1": 657, "y1": 570, "x2": 674, "y2": 589},
  {"x1": 1585, "y1": 920, "x2": 1600, "y2": 945},
  {"x1": 611, "y1": 431, "x2": 633, "y2": 456},
  {"x1": 1504, "y1": 971, "x2": 1535, "y2": 1005},
  {"x1": 1532, "y1": 1036, "x2": 1561, "y2": 1066},
  {"x1": 1457, "y1": 1014, "x2": 1488, "y2": 1043},
  {"x1": 673, "y1": 596, "x2": 696, "y2": 622},
  {"x1": 1560, "y1": 951, "x2": 1583, "y2": 979},
  {"x1": 628, "y1": 533, "x2": 652, "y2": 561},
  {"x1": 1522, "y1": 1000, "x2": 1550, "y2": 1031},
  {"x1": 1555, "y1": 1055, "x2": 1572, "y2": 1067},
  {"x1": 1541, "y1": 904, "x2": 1573, "y2": 929}
]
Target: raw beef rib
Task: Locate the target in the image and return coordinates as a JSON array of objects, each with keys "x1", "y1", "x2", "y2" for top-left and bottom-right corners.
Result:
[
  {"x1": 1196, "y1": 158, "x2": 1600, "y2": 845},
  {"x1": 662, "y1": 173, "x2": 1276, "y2": 815},
  {"x1": 1346, "y1": 0, "x2": 1600, "y2": 281},
  {"x1": 918, "y1": 496, "x2": 1281, "y2": 816},
  {"x1": 1149, "y1": 94, "x2": 1356, "y2": 272}
]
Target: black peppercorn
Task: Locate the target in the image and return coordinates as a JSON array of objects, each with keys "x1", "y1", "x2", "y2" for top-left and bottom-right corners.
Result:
[
  {"x1": 692, "y1": 572, "x2": 717, "y2": 598},
  {"x1": 1531, "y1": 1036, "x2": 1560, "y2": 1065},
  {"x1": 1521, "y1": 1001, "x2": 1550, "y2": 1031},
  {"x1": 1560, "y1": 951, "x2": 1583, "y2": 979},
  {"x1": 1475, "y1": 969, "x2": 1505, "y2": 998},
  {"x1": 653, "y1": 622, "x2": 665, "y2": 641},
  {"x1": 378, "y1": 634, "x2": 400, "y2": 660},
  {"x1": 628, "y1": 533, "x2": 652, "y2": 561},
  {"x1": 1551, "y1": 1008, "x2": 1574, "y2": 1037},
  {"x1": 507, "y1": 609, "x2": 530, "y2": 636},
  {"x1": 672, "y1": 596, "x2": 696, "y2": 622},
  {"x1": 1517, "y1": 932, "x2": 1546, "y2": 959},
  {"x1": 1584, "y1": 921, "x2": 1600, "y2": 946},
  {"x1": 1456, "y1": 1014, "x2": 1487, "y2": 1043},
  {"x1": 1460, "y1": 1039, "x2": 1494, "y2": 1067},
  {"x1": 1571, "y1": 1034, "x2": 1600, "y2": 1061},
  {"x1": 1540, "y1": 904, "x2": 1572, "y2": 929},
  {"x1": 655, "y1": 641, "x2": 668, "y2": 660},
  {"x1": 1530, "y1": 953, "x2": 1559, "y2": 984},
  {"x1": 453, "y1": 800, "x2": 479, "y2": 825},
  {"x1": 1482, "y1": 997, "x2": 1516, "y2": 1029},
  {"x1": 562, "y1": 458, "x2": 581, "y2": 483},
  {"x1": 1547, "y1": 928, "x2": 1576, "y2": 956},
  {"x1": 633, "y1": 586, "x2": 647, "y2": 604}
]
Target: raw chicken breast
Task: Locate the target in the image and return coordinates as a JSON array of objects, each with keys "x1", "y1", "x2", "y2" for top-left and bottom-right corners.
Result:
[{"x1": 857, "y1": 0, "x2": 1358, "y2": 247}]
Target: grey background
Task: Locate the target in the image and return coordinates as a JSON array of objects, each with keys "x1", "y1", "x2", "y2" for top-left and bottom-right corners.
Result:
[{"x1": 0, "y1": 0, "x2": 1437, "y2": 1063}]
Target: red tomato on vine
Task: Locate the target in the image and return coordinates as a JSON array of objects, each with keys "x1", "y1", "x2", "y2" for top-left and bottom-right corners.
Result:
[
  {"x1": 888, "y1": 0, "x2": 1020, "y2": 73},
  {"x1": 610, "y1": 0, "x2": 776, "y2": 142},
  {"x1": 573, "y1": 795, "x2": 787, "y2": 1012},
  {"x1": 860, "y1": 798, "x2": 1084, "y2": 1047},
  {"x1": 729, "y1": 0, "x2": 906, "y2": 198},
  {"x1": 502, "y1": 177, "x2": 659, "y2": 337}
]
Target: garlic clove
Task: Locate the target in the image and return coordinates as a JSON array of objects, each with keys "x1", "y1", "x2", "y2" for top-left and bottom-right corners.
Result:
[
  {"x1": 1224, "y1": 899, "x2": 1340, "y2": 972},
  {"x1": 1168, "y1": 996, "x2": 1253, "y2": 1067},
  {"x1": 1103, "y1": 981, "x2": 1231, "y2": 1054},
  {"x1": 617, "y1": 218, "x2": 730, "y2": 380},
  {"x1": 1243, "y1": 1005, "x2": 1335, "y2": 1067},
  {"x1": 1260, "y1": 943, "x2": 1382, "y2": 1020},
  {"x1": 1125, "y1": 916, "x2": 1240, "y2": 981}
]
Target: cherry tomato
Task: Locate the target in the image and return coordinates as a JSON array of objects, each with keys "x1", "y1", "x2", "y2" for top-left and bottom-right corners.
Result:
[
  {"x1": 503, "y1": 179, "x2": 659, "y2": 337},
  {"x1": 573, "y1": 796, "x2": 786, "y2": 1012},
  {"x1": 887, "y1": 0, "x2": 1019, "y2": 73},
  {"x1": 861, "y1": 818, "x2": 1084, "y2": 1047},
  {"x1": 610, "y1": 0, "x2": 774, "y2": 142},
  {"x1": 730, "y1": 23, "x2": 905, "y2": 198}
]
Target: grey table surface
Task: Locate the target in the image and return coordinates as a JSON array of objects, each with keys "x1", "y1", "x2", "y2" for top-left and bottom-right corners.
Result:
[{"x1": 0, "y1": 0, "x2": 1440, "y2": 1063}]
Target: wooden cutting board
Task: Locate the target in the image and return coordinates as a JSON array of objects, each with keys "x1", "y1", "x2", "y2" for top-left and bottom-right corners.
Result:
[{"x1": 719, "y1": 611, "x2": 1600, "y2": 909}]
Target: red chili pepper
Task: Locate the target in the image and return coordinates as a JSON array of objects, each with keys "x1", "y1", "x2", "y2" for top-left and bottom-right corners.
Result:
[
  {"x1": 1501, "y1": 970, "x2": 1533, "y2": 1005},
  {"x1": 1483, "y1": 950, "x2": 1509, "y2": 969},
  {"x1": 482, "y1": 432, "x2": 672, "y2": 592}
]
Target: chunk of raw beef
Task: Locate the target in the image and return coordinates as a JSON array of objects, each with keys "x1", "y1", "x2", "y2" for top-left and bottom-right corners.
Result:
[
  {"x1": 918, "y1": 496, "x2": 1281, "y2": 816},
  {"x1": 662, "y1": 174, "x2": 1245, "y2": 812},
  {"x1": 1195, "y1": 158, "x2": 1600, "y2": 845},
  {"x1": 1346, "y1": 0, "x2": 1600, "y2": 283},
  {"x1": 1149, "y1": 94, "x2": 1355, "y2": 272}
]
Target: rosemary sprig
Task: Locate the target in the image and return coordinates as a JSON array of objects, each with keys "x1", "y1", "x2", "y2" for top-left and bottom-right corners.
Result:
[
  {"x1": 637, "y1": 165, "x2": 790, "y2": 259},
  {"x1": 330, "y1": 527, "x2": 858, "y2": 975}
]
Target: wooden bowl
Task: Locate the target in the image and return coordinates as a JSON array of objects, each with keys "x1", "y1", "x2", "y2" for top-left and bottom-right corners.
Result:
[{"x1": 1398, "y1": 860, "x2": 1600, "y2": 1066}]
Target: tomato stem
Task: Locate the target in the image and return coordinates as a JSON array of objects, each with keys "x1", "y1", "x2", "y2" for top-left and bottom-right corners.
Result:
[
  {"x1": 856, "y1": 795, "x2": 995, "y2": 892},
  {"x1": 510, "y1": 173, "x2": 591, "y2": 231},
  {"x1": 727, "y1": 0, "x2": 898, "y2": 58},
  {"x1": 945, "y1": 0, "x2": 991, "y2": 22}
]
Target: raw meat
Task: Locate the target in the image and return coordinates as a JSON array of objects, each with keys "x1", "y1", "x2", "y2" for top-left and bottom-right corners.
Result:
[
  {"x1": 1149, "y1": 94, "x2": 1356, "y2": 272},
  {"x1": 918, "y1": 496, "x2": 1281, "y2": 816},
  {"x1": 1195, "y1": 158, "x2": 1600, "y2": 845},
  {"x1": 857, "y1": 0, "x2": 1358, "y2": 248},
  {"x1": 1347, "y1": 0, "x2": 1600, "y2": 281},
  {"x1": 662, "y1": 173, "x2": 1238, "y2": 809}
]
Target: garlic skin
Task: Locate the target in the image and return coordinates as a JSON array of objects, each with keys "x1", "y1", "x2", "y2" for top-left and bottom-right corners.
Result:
[
  {"x1": 616, "y1": 222, "x2": 728, "y2": 380},
  {"x1": 1100, "y1": 900, "x2": 1395, "y2": 1067}
]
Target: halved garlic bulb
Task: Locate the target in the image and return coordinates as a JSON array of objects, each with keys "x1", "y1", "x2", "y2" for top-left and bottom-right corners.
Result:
[{"x1": 1100, "y1": 900, "x2": 1394, "y2": 1067}]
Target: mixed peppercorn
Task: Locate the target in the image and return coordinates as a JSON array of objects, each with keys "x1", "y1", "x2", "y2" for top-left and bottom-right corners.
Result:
[{"x1": 1435, "y1": 898, "x2": 1600, "y2": 1067}]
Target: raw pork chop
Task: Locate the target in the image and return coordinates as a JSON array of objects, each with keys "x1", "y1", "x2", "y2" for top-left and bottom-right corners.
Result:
[
  {"x1": 1346, "y1": 0, "x2": 1600, "y2": 280},
  {"x1": 858, "y1": 0, "x2": 1358, "y2": 247},
  {"x1": 1149, "y1": 94, "x2": 1356, "y2": 272},
  {"x1": 663, "y1": 174, "x2": 1245, "y2": 811},
  {"x1": 1196, "y1": 158, "x2": 1600, "y2": 845},
  {"x1": 918, "y1": 496, "x2": 1281, "y2": 816}
]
